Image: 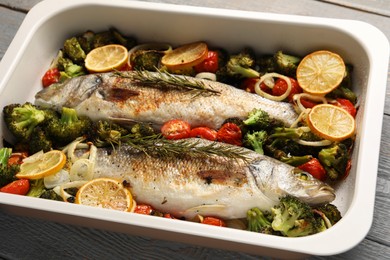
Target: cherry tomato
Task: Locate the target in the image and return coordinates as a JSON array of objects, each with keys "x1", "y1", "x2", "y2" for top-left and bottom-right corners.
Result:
[
  {"x1": 335, "y1": 98, "x2": 357, "y2": 117},
  {"x1": 298, "y1": 158, "x2": 327, "y2": 181},
  {"x1": 8, "y1": 152, "x2": 28, "y2": 166},
  {"x1": 163, "y1": 213, "x2": 177, "y2": 219},
  {"x1": 299, "y1": 98, "x2": 318, "y2": 108},
  {"x1": 118, "y1": 63, "x2": 132, "y2": 71},
  {"x1": 0, "y1": 179, "x2": 30, "y2": 195},
  {"x1": 189, "y1": 127, "x2": 218, "y2": 141},
  {"x1": 201, "y1": 216, "x2": 226, "y2": 227},
  {"x1": 239, "y1": 78, "x2": 263, "y2": 94},
  {"x1": 134, "y1": 204, "x2": 154, "y2": 215},
  {"x1": 194, "y1": 51, "x2": 219, "y2": 73},
  {"x1": 216, "y1": 123, "x2": 242, "y2": 146},
  {"x1": 271, "y1": 78, "x2": 302, "y2": 102},
  {"x1": 161, "y1": 119, "x2": 191, "y2": 140},
  {"x1": 41, "y1": 68, "x2": 60, "y2": 88}
]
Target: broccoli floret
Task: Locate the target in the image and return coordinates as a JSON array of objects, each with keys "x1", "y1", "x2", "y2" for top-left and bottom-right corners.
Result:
[
  {"x1": 88, "y1": 120, "x2": 130, "y2": 147},
  {"x1": 247, "y1": 207, "x2": 281, "y2": 235},
  {"x1": 244, "y1": 130, "x2": 267, "y2": 155},
  {"x1": 63, "y1": 37, "x2": 86, "y2": 64},
  {"x1": 318, "y1": 143, "x2": 349, "y2": 180},
  {"x1": 46, "y1": 107, "x2": 92, "y2": 146},
  {"x1": 130, "y1": 123, "x2": 155, "y2": 138},
  {"x1": 26, "y1": 179, "x2": 46, "y2": 198},
  {"x1": 29, "y1": 127, "x2": 53, "y2": 154},
  {"x1": 313, "y1": 204, "x2": 342, "y2": 229},
  {"x1": 271, "y1": 196, "x2": 320, "y2": 237},
  {"x1": 0, "y1": 148, "x2": 20, "y2": 187},
  {"x1": 3, "y1": 103, "x2": 47, "y2": 142},
  {"x1": 109, "y1": 27, "x2": 137, "y2": 50},
  {"x1": 225, "y1": 48, "x2": 260, "y2": 79},
  {"x1": 274, "y1": 51, "x2": 301, "y2": 77},
  {"x1": 131, "y1": 50, "x2": 163, "y2": 71},
  {"x1": 40, "y1": 189, "x2": 63, "y2": 201},
  {"x1": 243, "y1": 108, "x2": 270, "y2": 129},
  {"x1": 77, "y1": 30, "x2": 95, "y2": 53},
  {"x1": 257, "y1": 54, "x2": 278, "y2": 74}
]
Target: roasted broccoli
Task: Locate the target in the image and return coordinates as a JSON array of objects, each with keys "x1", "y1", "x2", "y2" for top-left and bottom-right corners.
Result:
[
  {"x1": 225, "y1": 48, "x2": 260, "y2": 79},
  {"x1": 27, "y1": 179, "x2": 46, "y2": 198},
  {"x1": 40, "y1": 189, "x2": 63, "y2": 201},
  {"x1": 90, "y1": 28, "x2": 137, "y2": 50},
  {"x1": 243, "y1": 108, "x2": 271, "y2": 130},
  {"x1": 88, "y1": 120, "x2": 130, "y2": 147},
  {"x1": 130, "y1": 123, "x2": 156, "y2": 138},
  {"x1": 274, "y1": 51, "x2": 301, "y2": 77},
  {"x1": 46, "y1": 107, "x2": 92, "y2": 146},
  {"x1": 131, "y1": 50, "x2": 163, "y2": 71},
  {"x1": 63, "y1": 37, "x2": 86, "y2": 64},
  {"x1": 3, "y1": 103, "x2": 48, "y2": 142},
  {"x1": 244, "y1": 130, "x2": 268, "y2": 155},
  {"x1": 28, "y1": 127, "x2": 53, "y2": 154},
  {"x1": 313, "y1": 203, "x2": 342, "y2": 229},
  {"x1": 318, "y1": 142, "x2": 350, "y2": 180},
  {"x1": 247, "y1": 207, "x2": 280, "y2": 235},
  {"x1": 0, "y1": 148, "x2": 19, "y2": 187},
  {"x1": 271, "y1": 196, "x2": 320, "y2": 237}
]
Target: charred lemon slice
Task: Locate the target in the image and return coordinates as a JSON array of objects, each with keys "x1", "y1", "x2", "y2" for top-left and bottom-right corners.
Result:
[
  {"x1": 76, "y1": 178, "x2": 134, "y2": 212},
  {"x1": 307, "y1": 104, "x2": 355, "y2": 141},
  {"x1": 297, "y1": 50, "x2": 346, "y2": 95},
  {"x1": 16, "y1": 150, "x2": 66, "y2": 180},
  {"x1": 161, "y1": 42, "x2": 208, "y2": 71},
  {"x1": 85, "y1": 44, "x2": 128, "y2": 73}
]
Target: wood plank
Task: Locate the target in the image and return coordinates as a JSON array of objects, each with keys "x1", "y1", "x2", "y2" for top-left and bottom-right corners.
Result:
[
  {"x1": 318, "y1": 0, "x2": 390, "y2": 17},
  {"x1": 0, "y1": 0, "x2": 41, "y2": 12},
  {"x1": 0, "y1": 7, "x2": 25, "y2": 59}
]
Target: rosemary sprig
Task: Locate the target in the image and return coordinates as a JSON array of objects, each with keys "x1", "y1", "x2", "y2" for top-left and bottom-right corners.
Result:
[
  {"x1": 120, "y1": 134, "x2": 252, "y2": 162},
  {"x1": 115, "y1": 69, "x2": 221, "y2": 97}
]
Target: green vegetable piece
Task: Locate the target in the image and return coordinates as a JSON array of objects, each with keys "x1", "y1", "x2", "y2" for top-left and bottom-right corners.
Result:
[{"x1": 63, "y1": 37, "x2": 86, "y2": 64}]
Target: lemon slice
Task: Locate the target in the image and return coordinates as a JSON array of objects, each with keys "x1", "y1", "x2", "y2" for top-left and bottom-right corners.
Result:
[
  {"x1": 16, "y1": 150, "x2": 66, "y2": 180},
  {"x1": 307, "y1": 104, "x2": 355, "y2": 141},
  {"x1": 85, "y1": 44, "x2": 128, "y2": 73},
  {"x1": 75, "y1": 178, "x2": 134, "y2": 212},
  {"x1": 161, "y1": 42, "x2": 208, "y2": 71},
  {"x1": 297, "y1": 50, "x2": 346, "y2": 95}
]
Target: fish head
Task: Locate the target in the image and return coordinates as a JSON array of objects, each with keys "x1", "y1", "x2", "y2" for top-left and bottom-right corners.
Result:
[
  {"x1": 280, "y1": 169, "x2": 336, "y2": 205},
  {"x1": 34, "y1": 73, "x2": 104, "y2": 110},
  {"x1": 250, "y1": 157, "x2": 335, "y2": 206}
]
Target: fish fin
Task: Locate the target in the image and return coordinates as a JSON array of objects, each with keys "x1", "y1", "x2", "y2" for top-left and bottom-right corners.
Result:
[{"x1": 184, "y1": 204, "x2": 227, "y2": 216}]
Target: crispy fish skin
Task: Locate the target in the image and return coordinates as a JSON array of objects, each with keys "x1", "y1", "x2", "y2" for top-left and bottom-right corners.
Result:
[
  {"x1": 35, "y1": 72, "x2": 298, "y2": 129},
  {"x1": 90, "y1": 138, "x2": 335, "y2": 219}
]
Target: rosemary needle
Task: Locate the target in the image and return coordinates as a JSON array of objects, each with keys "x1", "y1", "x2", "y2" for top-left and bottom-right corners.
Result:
[{"x1": 115, "y1": 69, "x2": 221, "y2": 96}]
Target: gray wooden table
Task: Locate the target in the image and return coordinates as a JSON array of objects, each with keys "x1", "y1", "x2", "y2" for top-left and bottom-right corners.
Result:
[{"x1": 1, "y1": 0, "x2": 389, "y2": 259}]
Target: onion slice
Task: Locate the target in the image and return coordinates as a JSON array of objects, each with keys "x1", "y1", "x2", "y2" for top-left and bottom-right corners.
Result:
[{"x1": 254, "y1": 72, "x2": 292, "y2": 101}]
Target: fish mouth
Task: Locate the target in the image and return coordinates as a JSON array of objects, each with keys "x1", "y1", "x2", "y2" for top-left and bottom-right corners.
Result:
[{"x1": 308, "y1": 185, "x2": 336, "y2": 204}]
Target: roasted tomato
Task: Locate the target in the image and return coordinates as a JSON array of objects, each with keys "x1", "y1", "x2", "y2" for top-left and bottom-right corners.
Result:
[
  {"x1": 0, "y1": 179, "x2": 30, "y2": 195},
  {"x1": 201, "y1": 216, "x2": 226, "y2": 227},
  {"x1": 189, "y1": 126, "x2": 218, "y2": 141},
  {"x1": 271, "y1": 77, "x2": 302, "y2": 102},
  {"x1": 335, "y1": 98, "x2": 357, "y2": 117},
  {"x1": 194, "y1": 50, "x2": 219, "y2": 73},
  {"x1": 42, "y1": 68, "x2": 60, "y2": 88},
  {"x1": 216, "y1": 122, "x2": 242, "y2": 146},
  {"x1": 298, "y1": 158, "x2": 327, "y2": 181},
  {"x1": 161, "y1": 119, "x2": 191, "y2": 140}
]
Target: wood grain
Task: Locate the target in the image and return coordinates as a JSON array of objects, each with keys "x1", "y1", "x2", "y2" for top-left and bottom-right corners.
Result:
[{"x1": 0, "y1": 0, "x2": 389, "y2": 259}]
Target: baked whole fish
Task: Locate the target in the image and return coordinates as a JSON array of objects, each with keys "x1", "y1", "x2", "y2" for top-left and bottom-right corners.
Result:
[
  {"x1": 35, "y1": 71, "x2": 298, "y2": 129},
  {"x1": 88, "y1": 138, "x2": 335, "y2": 219}
]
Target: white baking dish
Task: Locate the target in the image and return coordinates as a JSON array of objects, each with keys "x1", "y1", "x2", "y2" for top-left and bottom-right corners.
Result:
[{"x1": 0, "y1": 0, "x2": 388, "y2": 258}]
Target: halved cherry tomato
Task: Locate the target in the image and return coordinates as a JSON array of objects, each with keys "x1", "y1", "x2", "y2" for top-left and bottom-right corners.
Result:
[
  {"x1": 240, "y1": 78, "x2": 261, "y2": 94},
  {"x1": 134, "y1": 204, "x2": 154, "y2": 215},
  {"x1": 216, "y1": 123, "x2": 242, "y2": 146},
  {"x1": 271, "y1": 78, "x2": 302, "y2": 102},
  {"x1": 201, "y1": 216, "x2": 226, "y2": 227},
  {"x1": 189, "y1": 127, "x2": 217, "y2": 141},
  {"x1": 163, "y1": 213, "x2": 177, "y2": 219},
  {"x1": 335, "y1": 98, "x2": 357, "y2": 117},
  {"x1": 42, "y1": 68, "x2": 60, "y2": 88},
  {"x1": 194, "y1": 50, "x2": 219, "y2": 73},
  {"x1": 0, "y1": 179, "x2": 30, "y2": 195},
  {"x1": 298, "y1": 158, "x2": 327, "y2": 181},
  {"x1": 161, "y1": 119, "x2": 191, "y2": 140}
]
